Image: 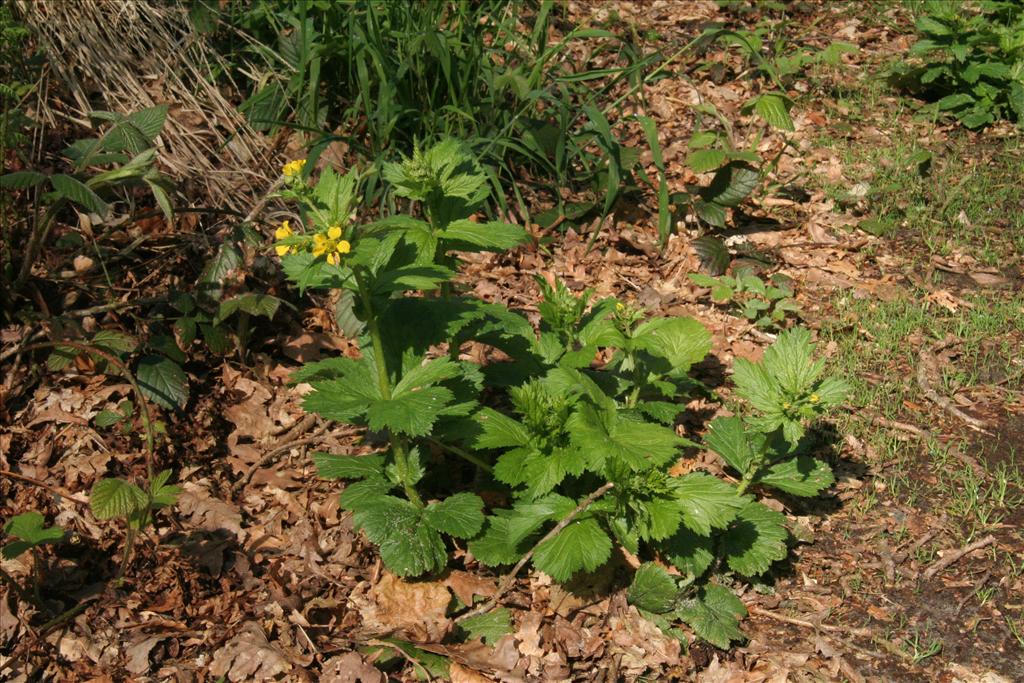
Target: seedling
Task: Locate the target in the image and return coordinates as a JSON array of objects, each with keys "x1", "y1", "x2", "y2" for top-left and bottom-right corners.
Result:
[
  {"x1": 689, "y1": 271, "x2": 801, "y2": 330},
  {"x1": 2, "y1": 512, "x2": 64, "y2": 604}
]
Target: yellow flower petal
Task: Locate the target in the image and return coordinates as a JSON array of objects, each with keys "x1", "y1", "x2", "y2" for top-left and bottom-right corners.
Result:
[
  {"x1": 327, "y1": 252, "x2": 340, "y2": 266},
  {"x1": 275, "y1": 220, "x2": 293, "y2": 240},
  {"x1": 337, "y1": 240, "x2": 351, "y2": 254},
  {"x1": 275, "y1": 244, "x2": 290, "y2": 256},
  {"x1": 282, "y1": 159, "x2": 306, "y2": 177},
  {"x1": 327, "y1": 225, "x2": 343, "y2": 240}
]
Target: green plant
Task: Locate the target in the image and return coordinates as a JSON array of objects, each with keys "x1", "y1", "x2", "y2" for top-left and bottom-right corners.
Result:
[
  {"x1": 1, "y1": 512, "x2": 64, "y2": 604},
  {"x1": 890, "y1": 0, "x2": 1024, "y2": 128},
  {"x1": 1, "y1": 105, "x2": 175, "y2": 306},
  {"x1": 689, "y1": 270, "x2": 800, "y2": 329},
  {"x1": 276, "y1": 139, "x2": 849, "y2": 648}
]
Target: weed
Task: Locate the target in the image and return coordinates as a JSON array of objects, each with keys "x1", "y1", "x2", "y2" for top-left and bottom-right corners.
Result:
[{"x1": 274, "y1": 139, "x2": 849, "y2": 648}]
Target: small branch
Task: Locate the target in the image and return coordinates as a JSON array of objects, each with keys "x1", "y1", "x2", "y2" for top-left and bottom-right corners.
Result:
[
  {"x1": 457, "y1": 482, "x2": 614, "y2": 622},
  {"x1": 749, "y1": 606, "x2": 874, "y2": 637},
  {"x1": 0, "y1": 469, "x2": 90, "y2": 506},
  {"x1": 231, "y1": 415, "x2": 322, "y2": 495},
  {"x1": 923, "y1": 535, "x2": 997, "y2": 580},
  {"x1": 917, "y1": 344, "x2": 989, "y2": 433}
]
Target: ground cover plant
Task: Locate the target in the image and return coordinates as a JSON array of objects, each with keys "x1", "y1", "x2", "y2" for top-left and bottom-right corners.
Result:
[{"x1": 2, "y1": 1, "x2": 1024, "y2": 681}]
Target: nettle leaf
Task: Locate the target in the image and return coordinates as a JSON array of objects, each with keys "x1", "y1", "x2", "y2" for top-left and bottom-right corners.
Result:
[
  {"x1": 215, "y1": 293, "x2": 283, "y2": 324},
  {"x1": 678, "y1": 584, "x2": 747, "y2": 649},
  {"x1": 90, "y1": 478, "x2": 148, "y2": 519},
  {"x1": 628, "y1": 562, "x2": 679, "y2": 614},
  {"x1": 439, "y1": 219, "x2": 528, "y2": 252},
  {"x1": 136, "y1": 355, "x2": 189, "y2": 409},
  {"x1": 313, "y1": 452, "x2": 385, "y2": 480},
  {"x1": 458, "y1": 608, "x2": 514, "y2": 644},
  {"x1": 704, "y1": 416, "x2": 758, "y2": 475},
  {"x1": 353, "y1": 496, "x2": 447, "y2": 577},
  {"x1": 721, "y1": 501, "x2": 789, "y2": 576},
  {"x1": 632, "y1": 317, "x2": 712, "y2": 371},
  {"x1": 661, "y1": 525, "x2": 715, "y2": 577},
  {"x1": 2, "y1": 512, "x2": 64, "y2": 560},
  {"x1": 533, "y1": 515, "x2": 613, "y2": 582},
  {"x1": 671, "y1": 472, "x2": 746, "y2": 536},
  {"x1": 424, "y1": 492, "x2": 485, "y2": 538},
  {"x1": 757, "y1": 456, "x2": 834, "y2": 497}
]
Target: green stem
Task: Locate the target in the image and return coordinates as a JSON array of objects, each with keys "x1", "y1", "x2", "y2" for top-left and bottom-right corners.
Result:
[
  {"x1": 427, "y1": 437, "x2": 493, "y2": 474},
  {"x1": 355, "y1": 270, "x2": 424, "y2": 507}
]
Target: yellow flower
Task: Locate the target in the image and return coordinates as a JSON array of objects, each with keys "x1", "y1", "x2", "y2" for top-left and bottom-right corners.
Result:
[
  {"x1": 809, "y1": 393, "x2": 820, "y2": 404},
  {"x1": 282, "y1": 159, "x2": 306, "y2": 178},
  {"x1": 615, "y1": 302, "x2": 625, "y2": 312},
  {"x1": 312, "y1": 227, "x2": 351, "y2": 266},
  {"x1": 274, "y1": 221, "x2": 294, "y2": 256},
  {"x1": 782, "y1": 402, "x2": 791, "y2": 410}
]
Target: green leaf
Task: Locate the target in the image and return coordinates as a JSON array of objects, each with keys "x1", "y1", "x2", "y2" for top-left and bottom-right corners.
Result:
[
  {"x1": 215, "y1": 293, "x2": 282, "y2": 324},
  {"x1": 692, "y1": 235, "x2": 731, "y2": 275},
  {"x1": 50, "y1": 174, "x2": 110, "y2": 216},
  {"x1": 568, "y1": 406, "x2": 682, "y2": 472},
  {"x1": 533, "y1": 515, "x2": 613, "y2": 582},
  {"x1": 753, "y1": 93, "x2": 794, "y2": 131},
  {"x1": 366, "y1": 386, "x2": 454, "y2": 436},
  {"x1": 136, "y1": 355, "x2": 188, "y2": 409},
  {"x1": 701, "y1": 162, "x2": 759, "y2": 208},
  {"x1": 632, "y1": 317, "x2": 711, "y2": 370},
  {"x1": 457, "y1": 608, "x2": 514, "y2": 644},
  {"x1": 148, "y1": 469, "x2": 181, "y2": 508},
  {"x1": 628, "y1": 562, "x2": 678, "y2": 614},
  {"x1": 94, "y1": 409, "x2": 124, "y2": 427},
  {"x1": 671, "y1": 472, "x2": 746, "y2": 536},
  {"x1": 394, "y1": 357, "x2": 462, "y2": 394},
  {"x1": 2, "y1": 512, "x2": 64, "y2": 560},
  {"x1": 439, "y1": 220, "x2": 528, "y2": 252},
  {"x1": 90, "y1": 478, "x2": 148, "y2": 520},
  {"x1": 721, "y1": 501, "x2": 789, "y2": 576},
  {"x1": 198, "y1": 243, "x2": 244, "y2": 303},
  {"x1": 661, "y1": 526, "x2": 715, "y2": 576},
  {"x1": 474, "y1": 408, "x2": 531, "y2": 449},
  {"x1": 756, "y1": 456, "x2": 834, "y2": 496},
  {"x1": 424, "y1": 492, "x2": 485, "y2": 539},
  {"x1": 313, "y1": 452, "x2": 385, "y2": 480},
  {"x1": 354, "y1": 496, "x2": 448, "y2": 577},
  {"x1": 0, "y1": 170, "x2": 47, "y2": 189},
  {"x1": 937, "y1": 93, "x2": 974, "y2": 111},
  {"x1": 677, "y1": 584, "x2": 747, "y2": 649},
  {"x1": 469, "y1": 517, "x2": 525, "y2": 566},
  {"x1": 687, "y1": 148, "x2": 728, "y2": 174},
  {"x1": 126, "y1": 104, "x2": 168, "y2": 142},
  {"x1": 704, "y1": 416, "x2": 757, "y2": 475},
  {"x1": 91, "y1": 329, "x2": 137, "y2": 356}
]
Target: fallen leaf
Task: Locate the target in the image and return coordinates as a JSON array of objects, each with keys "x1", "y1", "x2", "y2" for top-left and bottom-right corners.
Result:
[
  {"x1": 208, "y1": 622, "x2": 292, "y2": 682},
  {"x1": 357, "y1": 573, "x2": 452, "y2": 643},
  {"x1": 320, "y1": 652, "x2": 385, "y2": 683}
]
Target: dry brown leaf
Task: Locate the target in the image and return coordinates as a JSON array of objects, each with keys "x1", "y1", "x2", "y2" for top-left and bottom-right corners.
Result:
[
  {"x1": 450, "y1": 662, "x2": 493, "y2": 683},
  {"x1": 208, "y1": 622, "x2": 292, "y2": 682},
  {"x1": 320, "y1": 652, "x2": 385, "y2": 683},
  {"x1": 124, "y1": 635, "x2": 166, "y2": 675},
  {"x1": 357, "y1": 572, "x2": 452, "y2": 642},
  {"x1": 444, "y1": 570, "x2": 497, "y2": 607}
]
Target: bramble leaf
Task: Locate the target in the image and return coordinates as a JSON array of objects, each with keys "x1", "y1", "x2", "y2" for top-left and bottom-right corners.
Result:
[
  {"x1": 90, "y1": 478, "x2": 148, "y2": 519},
  {"x1": 2, "y1": 512, "x2": 64, "y2": 560},
  {"x1": 136, "y1": 355, "x2": 189, "y2": 409}
]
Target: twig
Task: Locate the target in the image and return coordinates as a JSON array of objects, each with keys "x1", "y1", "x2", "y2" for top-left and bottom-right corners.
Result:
[
  {"x1": 231, "y1": 415, "x2": 321, "y2": 495},
  {"x1": 874, "y1": 417, "x2": 932, "y2": 439},
  {"x1": 749, "y1": 606, "x2": 874, "y2": 637},
  {"x1": 0, "y1": 469, "x2": 90, "y2": 506},
  {"x1": 366, "y1": 639, "x2": 432, "y2": 682},
  {"x1": 456, "y1": 482, "x2": 615, "y2": 622},
  {"x1": 916, "y1": 344, "x2": 989, "y2": 433},
  {"x1": 923, "y1": 535, "x2": 997, "y2": 580}
]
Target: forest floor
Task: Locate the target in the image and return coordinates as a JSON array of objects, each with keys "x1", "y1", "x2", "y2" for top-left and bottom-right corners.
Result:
[{"x1": 2, "y1": 2, "x2": 1022, "y2": 682}]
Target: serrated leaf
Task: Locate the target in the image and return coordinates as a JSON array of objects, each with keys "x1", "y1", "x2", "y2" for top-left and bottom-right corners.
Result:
[
  {"x1": 2, "y1": 512, "x2": 64, "y2": 560},
  {"x1": 198, "y1": 243, "x2": 244, "y2": 303},
  {"x1": 313, "y1": 452, "x2": 385, "y2": 480},
  {"x1": 568, "y1": 406, "x2": 682, "y2": 472},
  {"x1": 136, "y1": 355, "x2": 188, "y2": 409},
  {"x1": 90, "y1": 478, "x2": 148, "y2": 520},
  {"x1": 753, "y1": 93, "x2": 794, "y2": 131},
  {"x1": 687, "y1": 148, "x2": 728, "y2": 173},
  {"x1": 721, "y1": 501, "x2": 789, "y2": 576},
  {"x1": 662, "y1": 525, "x2": 715, "y2": 576},
  {"x1": 90, "y1": 329, "x2": 137, "y2": 355},
  {"x1": 671, "y1": 472, "x2": 746, "y2": 536},
  {"x1": 424, "y1": 492, "x2": 485, "y2": 538},
  {"x1": 474, "y1": 408, "x2": 531, "y2": 449},
  {"x1": 458, "y1": 608, "x2": 514, "y2": 644},
  {"x1": 215, "y1": 293, "x2": 282, "y2": 324},
  {"x1": 533, "y1": 515, "x2": 613, "y2": 582},
  {"x1": 677, "y1": 584, "x2": 747, "y2": 649},
  {"x1": 51, "y1": 174, "x2": 109, "y2": 216},
  {"x1": 94, "y1": 410, "x2": 124, "y2": 427},
  {"x1": 353, "y1": 496, "x2": 448, "y2": 576},
  {"x1": 439, "y1": 219, "x2": 528, "y2": 252},
  {"x1": 692, "y1": 235, "x2": 731, "y2": 275},
  {"x1": 0, "y1": 170, "x2": 47, "y2": 189},
  {"x1": 366, "y1": 386, "x2": 454, "y2": 436},
  {"x1": 334, "y1": 290, "x2": 366, "y2": 337},
  {"x1": 628, "y1": 562, "x2": 678, "y2": 614},
  {"x1": 756, "y1": 456, "x2": 834, "y2": 496},
  {"x1": 339, "y1": 478, "x2": 394, "y2": 509},
  {"x1": 704, "y1": 416, "x2": 758, "y2": 475},
  {"x1": 632, "y1": 317, "x2": 712, "y2": 370},
  {"x1": 701, "y1": 162, "x2": 759, "y2": 208},
  {"x1": 394, "y1": 357, "x2": 462, "y2": 394},
  {"x1": 469, "y1": 517, "x2": 525, "y2": 566}
]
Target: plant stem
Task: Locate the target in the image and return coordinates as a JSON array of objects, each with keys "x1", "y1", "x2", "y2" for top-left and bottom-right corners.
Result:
[
  {"x1": 426, "y1": 437, "x2": 493, "y2": 473},
  {"x1": 355, "y1": 270, "x2": 423, "y2": 507}
]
